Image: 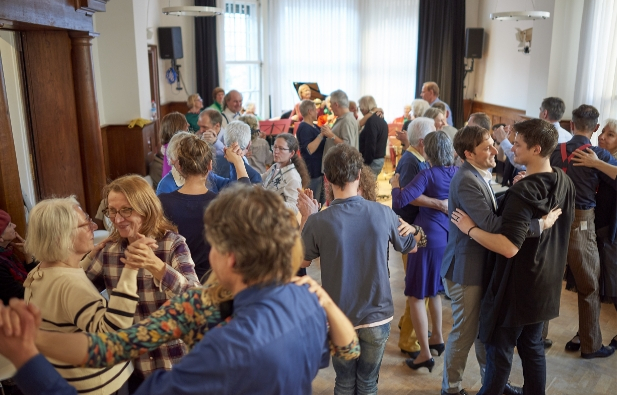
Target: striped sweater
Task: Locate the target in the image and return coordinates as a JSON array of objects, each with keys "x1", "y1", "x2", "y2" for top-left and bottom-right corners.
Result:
[{"x1": 24, "y1": 265, "x2": 139, "y2": 394}]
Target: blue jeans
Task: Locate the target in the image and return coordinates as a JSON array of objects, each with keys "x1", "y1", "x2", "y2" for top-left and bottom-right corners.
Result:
[
  {"x1": 332, "y1": 322, "x2": 391, "y2": 395},
  {"x1": 478, "y1": 322, "x2": 546, "y2": 395},
  {"x1": 308, "y1": 176, "x2": 324, "y2": 205},
  {"x1": 368, "y1": 158, "x2": 385, "y2": 177}
]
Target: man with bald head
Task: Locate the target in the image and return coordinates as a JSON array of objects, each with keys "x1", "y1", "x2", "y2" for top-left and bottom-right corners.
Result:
[{"x1": 221, "y1": 90, "x2": 243, "y2": 127}]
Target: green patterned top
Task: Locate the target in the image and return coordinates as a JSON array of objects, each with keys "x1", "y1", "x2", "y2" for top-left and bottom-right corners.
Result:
[{"x1": 83, "y1": 287, "x2": 359, "y2": 368}]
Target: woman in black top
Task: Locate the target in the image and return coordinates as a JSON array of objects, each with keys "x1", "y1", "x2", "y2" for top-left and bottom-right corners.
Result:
[{"x1": 158, "y1": 135, "x2": 250, "y2": 281}]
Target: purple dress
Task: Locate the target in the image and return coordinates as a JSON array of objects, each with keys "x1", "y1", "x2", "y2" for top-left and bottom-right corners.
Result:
[{"x1": 392, "y1": 166, "x2": 457, "y2": 298}]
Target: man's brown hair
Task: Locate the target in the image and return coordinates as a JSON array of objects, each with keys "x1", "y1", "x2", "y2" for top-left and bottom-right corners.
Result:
[
  {"x1": 512, "y1": 119, "x2": 558, "y2": 158},
  {"x1": 323, "y1": 145, "x2": 363, "y2": 189},
  {"x1": 424, "y1": 81, "x2": 440, "y2": 96},
  {"x1": 453, "y1": 125, "x2": 490, "y2": 160},
  {"x1": 201, "y1": 109, "x2": 223, "y2": 127},
  {"x1": 572, "y1": 104, "x2": 599, "y2": 132},
  {"x1": 469, "y1": 112, "x2": 491, "y2": 131},
  {"x1": 204, "y1": 185, "x2": 301, "y2": 285}
]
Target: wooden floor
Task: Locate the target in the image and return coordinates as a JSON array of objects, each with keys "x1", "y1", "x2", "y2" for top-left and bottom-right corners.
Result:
[{"x1": 309, "y1": 174, "x2": 617, "y2": 395}]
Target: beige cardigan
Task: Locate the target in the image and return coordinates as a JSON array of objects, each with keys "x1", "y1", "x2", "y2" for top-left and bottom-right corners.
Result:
[{"x1": 25, "y1": 266, "x2": 139, "y2": 394}]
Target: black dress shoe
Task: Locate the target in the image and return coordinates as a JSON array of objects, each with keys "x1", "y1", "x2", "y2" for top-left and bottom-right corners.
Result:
[
  {"x1": 503, "y1": 382, "x2": 523, "y2": 395},
  {"x1": 543, "y1": 338, "x2": 553, "y2": 349},
  {"x1": 429, "y1": 343, "x2": 445, "y2": 356},
  {"x1": 581, "y1": 345, "x2": 615, "y2": 359},
  {"x1": 405, "y1": 357, "x2": 435, "y2": 372},
  {"x1": 441, "y1": 390, "x2": 469, "y2": 395},
  {"x1": 610, "y1": 337, "x2": 617, "y2": 349},
  {"x1": 565, "y1": 332, "x2": 581, "y2": 352}
]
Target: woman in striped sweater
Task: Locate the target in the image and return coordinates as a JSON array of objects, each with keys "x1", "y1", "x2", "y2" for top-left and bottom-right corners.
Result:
[{"x1": 23, "y1": 197, "x2": 140, "y2": 394}]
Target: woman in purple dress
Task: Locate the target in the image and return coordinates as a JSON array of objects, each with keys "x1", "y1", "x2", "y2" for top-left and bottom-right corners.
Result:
[{"x1": 391, "y1": 130, "x2": 457, "y2": 372}]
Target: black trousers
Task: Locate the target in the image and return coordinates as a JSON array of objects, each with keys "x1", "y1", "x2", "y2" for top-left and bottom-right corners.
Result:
[{"x1": 478, "y1": 322, "x2": 546, "y2": 395}]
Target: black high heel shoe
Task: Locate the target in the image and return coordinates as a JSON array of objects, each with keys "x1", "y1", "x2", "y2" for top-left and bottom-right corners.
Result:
[
  {"x1": 565, "y1": 332, "x2": 581, "y2": 352},
  {"x1": 405, "y1": 357, "x2": 435, "y2": 372},
  {"x1": 429, "y1": 343, "x2": 445, "y2": 356}
]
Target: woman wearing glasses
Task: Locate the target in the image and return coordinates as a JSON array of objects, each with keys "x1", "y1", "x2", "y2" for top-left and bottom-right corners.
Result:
[
  {"x1": 82, "y1": 175, "x2": 200, "y2": 390},
  {"x1": 261, "y1": 133, "x2": 310, "y2": 214},
  {"x1": 23, "y1": 197, "x2": 140, "y2": 394}
]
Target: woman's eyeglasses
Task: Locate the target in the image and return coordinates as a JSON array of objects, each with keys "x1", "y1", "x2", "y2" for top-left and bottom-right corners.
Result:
[{"x1": 102, "y1": 207, "x2": 134, "y2": 219}]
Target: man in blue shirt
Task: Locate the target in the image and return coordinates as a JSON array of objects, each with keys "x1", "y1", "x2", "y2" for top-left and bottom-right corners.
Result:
[
  {"x1": 0, "y1": 186, "x2": 353, "y2": 395},
  {"x1": 550, "y1": 104, "x2": 617, "y2": 359},
  {"x1": 421, "y1": 81, "x2": 453, "y2": 126},
  {"x1": 301, "y1": 144, "x2": 417, "y2": 394}
]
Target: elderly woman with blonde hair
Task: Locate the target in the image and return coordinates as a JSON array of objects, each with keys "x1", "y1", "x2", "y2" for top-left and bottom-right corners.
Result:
[
  {"x1": 23, "y1": 197, "x2": 140, "y2": 394},
  {"x1": 82, "y1": 175, "x2": 200, "y2": 387}
]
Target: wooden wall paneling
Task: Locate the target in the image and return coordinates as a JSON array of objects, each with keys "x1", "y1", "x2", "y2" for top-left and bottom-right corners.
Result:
[
  {"x1": 0, "y1": 56, "x2": 27, "y2": 234},
  {"x1": 463, "y1": 100, "x2": 527, "y2": 127},
  {"x1": 100, "y1": 125, "x2": 111, "y2": 178},
  {"x1": 160, "y1": 101, "x2": 189, "y2": 118},
  {"x1": 103, "y1": 123, "x2": 157, "y2": 180},
  {"x1": 0, "y1": 0, "x2": 104, "y2": 32},
  {"x1": 148, "y1": 45, "x2": 161, "y2": 151},
  {"x1": 21, "y1": 30, "x2": 86, "y2": 205},
  {"x1": 70, "y1": 32, "x2": 107, "y2": 217}
]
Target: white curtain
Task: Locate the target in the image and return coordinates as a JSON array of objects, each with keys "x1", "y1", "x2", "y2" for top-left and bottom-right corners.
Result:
[
  {"x1": 573, "y1": 0, "x2": 617, "y2": 124},
  {"x1": 267, "y1": 0, "x2": 419, "y2": 122}
]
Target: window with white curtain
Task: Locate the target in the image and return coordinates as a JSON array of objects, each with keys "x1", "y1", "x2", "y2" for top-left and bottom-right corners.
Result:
[
  {"x1": 574, "y1": 0, "x2": 617, "y2": 124},
  {"x1": 224, "y1": 1, "x2": 262, "y2": 115},
  {"x1": 267, "y1": 0, "x2": 419, "y2": 122}
]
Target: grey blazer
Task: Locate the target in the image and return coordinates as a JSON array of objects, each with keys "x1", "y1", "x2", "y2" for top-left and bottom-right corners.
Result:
[{"x1": 441, "y1": 161, "x2": 541, "y2": 286}]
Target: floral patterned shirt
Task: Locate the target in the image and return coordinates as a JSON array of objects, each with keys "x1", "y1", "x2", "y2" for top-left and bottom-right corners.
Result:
[{"x1": 83, "y1": 286, "x2": 360, "y2": 369}]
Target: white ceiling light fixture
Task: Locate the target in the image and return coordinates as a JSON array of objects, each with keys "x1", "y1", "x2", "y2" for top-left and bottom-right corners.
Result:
[
  {"x1": 490, "y1": 0, "x2": 550, "y2": 21},
  {"x1": 162, "y1": 2, "x2": 223, "y2": 17},
  {"x1": 490, "y1": 11, "x2": 550, "y2": 21}
]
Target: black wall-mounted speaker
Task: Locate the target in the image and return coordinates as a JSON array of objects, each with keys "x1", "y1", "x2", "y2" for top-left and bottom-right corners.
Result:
[
  {"x1": 158, "y1": 27, "x2": 184, "y2": 59},
  {"x1": 465, "y1": 28, "x2": 484, "y2": 59}
]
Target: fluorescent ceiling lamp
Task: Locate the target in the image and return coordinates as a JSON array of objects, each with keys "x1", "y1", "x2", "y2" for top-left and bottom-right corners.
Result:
[
  {"x1": 162, "y1": 6, "x2": 223, "y2": 17},
  {"x1": 490, "y1": 11, "x2": 550, "y2": 21}
]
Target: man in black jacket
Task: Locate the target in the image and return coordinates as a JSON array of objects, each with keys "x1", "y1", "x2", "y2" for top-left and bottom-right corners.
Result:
[{"x1": 451, "y1": 119, "x2": 575, "y2": 395}]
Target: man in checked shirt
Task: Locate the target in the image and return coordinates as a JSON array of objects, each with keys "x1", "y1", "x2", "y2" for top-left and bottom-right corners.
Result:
[{"x1": 82, "y1": 175, "x2": 200, "y2": 391}]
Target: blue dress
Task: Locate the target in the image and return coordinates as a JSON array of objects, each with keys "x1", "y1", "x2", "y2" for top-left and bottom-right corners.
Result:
[{"x1": 392, "y1": 166, "x2": 457, "y2": 298}]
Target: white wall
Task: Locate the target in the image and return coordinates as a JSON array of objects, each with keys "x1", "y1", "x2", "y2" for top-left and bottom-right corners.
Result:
[
  {"x1": 93, "y1": 0, "x2": 146, "y2": 124},
  {"x1": 93, "y1": 0, "x2": 197, "y2": 125},
  {"x1": 471, "y1": 0, "x2": 535, "y2": 110},
  {"x1": 144, "y1": 0, "x2": 196, "y2": 106},
  {"x1": 0, "y1": 31, "x2": 37, "y2": 210},
  {"x1": 469, "y1": 0, "x2": 584, "y2": 117}
]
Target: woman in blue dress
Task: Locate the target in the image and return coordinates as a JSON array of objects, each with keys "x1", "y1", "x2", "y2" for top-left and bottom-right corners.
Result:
[{"x1": 391, "y1": 130, "x2": 457, "y2": 372}]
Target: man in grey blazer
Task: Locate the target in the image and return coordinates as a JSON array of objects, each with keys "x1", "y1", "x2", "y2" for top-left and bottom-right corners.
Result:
[{"x1": 440, "y1": 125, "x2": 552, "y2": 395}]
